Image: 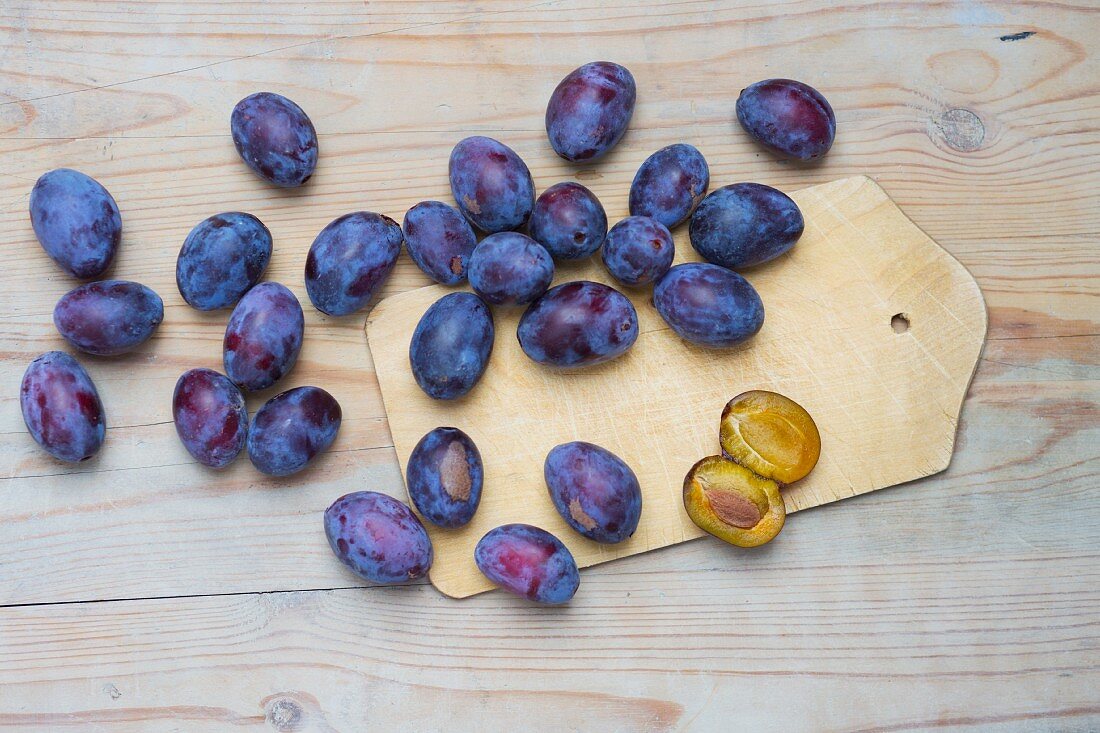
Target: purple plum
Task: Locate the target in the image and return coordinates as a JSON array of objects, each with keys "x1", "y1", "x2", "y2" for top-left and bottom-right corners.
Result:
[
  {"x1": 628, "y1": 144, "x2": 710, "y2": 228},
  {"x1": 736, "y1": 79, "x2": 835, "y2": 161},
  {"x1": 527, "y1": 182, "x2": 608, "y2": 260},
  {"x1": 474, "y1": 524, "x2": 580, "y2": 604},
  {"x1": 468, "y1": 232, "x2": 554, "y2": 306},
  {"x1": 544, "y1": 441, "x2": 642, "y2": 544},
  {"x1": 324, "y1": 491, "x2": 433, "y2": 584},
  {"x1": 20, "y1": 351, "x2": 105, "y2": 463},
  {"x1": 449, "y1": 136, "x2": 535, "y2": 233},
  {"x1": 223, "y1": 282, "x2": 304, "y2": 391},
  {"x1": 304, "y1": 212, "x2": 402, "y2": 316},
  {"x1": 176, "y1": 212, "x2": 272, "y2": 311},
  {"x1": 653, "y1": 263, "x2": 764, "y2": 347},
  {"x1": 517, "y1": 281, "x2": 638, "y2": 368},
  {"x1": 600, "y1": 216, "x2": 674, "y2": 287},
  {"x1": 247, "y1": 386, "x2": 341, "y2": 476},
  {"x1": 409, "y1": 292, "x2": 494, "y2": 400},
  {"x1": 545, "y1": 61, "x2": 636, "y2": 162},
  {"x1": 230, "y1": 92, "x2": 318, "y2": 187},
  {"x1": 402, "y1": 201, "x2": 477, "y2": 285},
  {"x1": 29, "y1": 168, "x2": 121, "y2": 279},
  {"x1": 406, "y1": 427, "x2": 483, "y2": 528},
  {"x1": 53, "y1": 280, "x2": 163, "y2": 356},
  {"x1": 689, "y1": 183, "x2": 804, "y2": 270},
  {"x1": 172, "y1": 368, "x2": 247, "y2": 468}
]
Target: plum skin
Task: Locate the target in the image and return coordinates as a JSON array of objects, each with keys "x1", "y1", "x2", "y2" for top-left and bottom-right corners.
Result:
[
  {"x1": 53, "y1": 280, "x2": 164, "y2": 356},
  {"x1": 406, "y1": 427, "x2": 483, "y2": 528},
  {"x1": 20, "y1": 351, "x2": 106, "y2": 463},
  {"x1": 629, "y1": 144, "x2": 710, "y2": 229},
  {"x1": 468, "y1": 232, "x2": 554, "y2": 307},
  {"x1": 474, "y1": 524, "x2": 580, "y2": 604},
  {"x1": 601, "y1": 216, "x2": 674, "y2": 287},
  {"x1": 172, "y1": 368, "x2": 247, "y2": 468},
  {"x1": 29, "y1": 168, "x2": 121, "y2": 279},
  {"x1": 324, "y1": 491, "x2": 433, "y2": 584},
  {"x1": 517, "y1": 281, "x2": 639, "y2": 368},
  {"x1": 449, "y1": 136, "x2": 535, "y2": 233},
  {"x1": 544, "y1": 441, "x2": 642, "y2": 544},
  {"x1": 689, "y1": 183, "x2": 804, "y2": 270},
  {"x1": 546, "y1": 61, "x2": 636, "y2": 163},
  {"x1": 736, "y1": 79, "x2": 835, "y2": 161},
  {"x1": 223, "y1": 282, "x2": 304, "y2": 392},
  {"x1": 247, "y1": 386, "x2": 341, "y2": 476},
  {"x1": 177, "y1": 212, "x2": 272, "y2": 311},
  {"x1": 305, "y1": 212, "x2": 403, "y2": 316},
  {"x1": 527, "y1": 182, "x2": 608, "y2": 260},
  {"x1": 653, "y1": 263, "x2": 765, "y2": 348},
  {"x1": 230, "y1": 92, "x2": 318, "y2": 187},
  {"x1": 409, "y1": 292, "x2": 495, "y2": 400},
  {"x1": 402, "y1": 201, "x2": 478, "y2": 285}
]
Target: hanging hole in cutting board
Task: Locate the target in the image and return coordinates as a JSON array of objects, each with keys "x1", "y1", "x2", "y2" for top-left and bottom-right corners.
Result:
[{"x1": 891, "y1": 313, "x2": 911, "y2": 333}]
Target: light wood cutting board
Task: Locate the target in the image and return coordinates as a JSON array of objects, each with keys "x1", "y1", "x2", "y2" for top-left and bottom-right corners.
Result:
[{"x1": 366, "y1": 176, "x2": 987, "y2": 598}]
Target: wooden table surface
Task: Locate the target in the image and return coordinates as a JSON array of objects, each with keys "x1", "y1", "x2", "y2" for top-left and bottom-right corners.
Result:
[{"x1": 1, "y1": 1, "x2": 1097, "y2": 731}]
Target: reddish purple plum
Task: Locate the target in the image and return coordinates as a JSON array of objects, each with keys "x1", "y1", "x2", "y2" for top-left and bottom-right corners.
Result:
[
  {"x1": 176, "y1": 212, "x2": 272, "y2": 311},
  {"x1": 53, "y1": 280, "x2": 164, "y2": 356},
  {"x1": 409, "y1": 292, "x2": 494, "y2": 400},
  {"x1": 527, "y1": 182, "x2": 607, "y2": 260},
  {"x1": 736, "y1": 79, "x2": 835, "y2": 161},
  {"x1": 29, "y1": 168, "x2": 121, "y2": 279},
  {"x1": 468, "y1": 232, "x2": 554, "y2": 306},
  {"x1": 546, "y1": 62, "x2": 636, "y2": 163},
  {"x1": 601, "y1": 216, "x2": 674, "y2": 287},
  {"x1": 324, "y1": 491, "x2": 433, "y2": 584},
  {"x1": 247, "y1": 386, "x2": 341, "y2": 476},
  {"x1": 475, "y1": 524, "x2": 579, "y2": 604},
  {"x1": 545, "y1": 441, "x2": 642, "y2": 544},
  {"x1": 406, "y1": 427, "x2": 483, "y2": 528},
  {"x1": 449, "y1": 136, "x2": 535, "y2": 233},
  {"x1": 402, "y1": 201, "x2": 477, "y2": 285},
  {"x1": 231, "y1": 92, "x2": 318, "y2": 187},
  {"x1": 20, "y1": 351, "x2": 105, "y2": 463},
  {"x1": 689, "y1": 183, "x2": 804, "y2": 269},
  {"x1": 654, "y1": 263, "x2": 764, "y2": 347},
  {"x1": 628, "y1": 144, "x2": 710, "y2": 228},
  {"x1": 304, "y1": 212, "x2": 402, "y2": 316},
  {"x1": 517, "y1": 281, "x2": 638, "y2": 368},
  {"x1": 172, "y1": 368, "x2": 247, "y2": 468},
  {"x1": 223, "y1": 282, "x2": 304, "y2": 391}
]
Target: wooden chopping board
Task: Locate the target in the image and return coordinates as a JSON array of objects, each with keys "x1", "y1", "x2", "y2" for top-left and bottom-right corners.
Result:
[{"x1": 366, "y1": 175, "x2": 987, "y2": 599}]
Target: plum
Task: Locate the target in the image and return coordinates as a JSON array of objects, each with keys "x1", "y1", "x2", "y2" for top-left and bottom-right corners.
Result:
[
  {"x1": 628, "y1": 144, "x2": 710, "y2": 228},
  {"x1": 689, "y1": 183, "x2": 804, "y2": 269},
  {"x1": 720, "y1": 390, "x2": 821, "y2": 485},
  {"x1": 305, "y1": 212, "x2": 402, "y2": 316},
  {"x1": 517, "y1": 281, "x2": 638, "y2": 368},
  {"x1": 468, "y1": 232, "x2": 554, "y2": 306},
  {"x1": 172, "y1": 368, "x2": 247, "y2": 468},
  {"x1": 176, "y1": 212, "x2": 272, "y2": 311},
  {"x1": 53, "y1": 280, "x2": 164, "y2": 356},
  {"x1": 544, "y1": 441, "x2": 641, "y2": 544},
  {"x1": 29, "y1": 168, "x2": 121, "y2": 279},
  {"x1": 474, "y1": 524, "x2": 579, "y2": 604},
  {"x1": 527, "y1": 182, "x2": 607, "y2": 260},
  {"x1": 449, "y1": 136, "x2": 535, "y2": 233},
  {"x1": 545, "y1": 61, "x2": 636, "y2": 162},
  {"x1": 324, "y1": 491, "x2": 433, "y2": 584},
  {"x1": 406, "y1": 427, "x2": 483, "y2": 528},
  {"x1": 409, "y1": 292, "x2": 494, "y2": 400},
  {"x1": 736, "y1": 79, "x2": 835, "y2": 161},
  {"x1": 402, "y1": 201, "x2": 477, "y2": 285},
  {"x1": 223, "y1": 282, "x2": 304, "y2": 391},
  {"x1": 247, "y1": 386, "x2": 341, "y2": 476},
  {"x1": 230, "y1": 92, "x2": 318, "y2": 187},
  {"x1": 20, "y1": 351, "x2": 105, "y2": 463},
  {"x1": 600, "y1": 216, "x2": 674, "y2": 287},
  {"x1": 653, "y1": 263, "x2": 764, "y2": 347},
  {"x1": 684, "y1": 456, "x2": 785, "y2": 548}
]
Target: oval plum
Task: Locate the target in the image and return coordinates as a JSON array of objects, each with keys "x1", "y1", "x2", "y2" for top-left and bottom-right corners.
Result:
[
  {"x1": 29, "y1": 168, "x2": 121, "y2": 279},
  {"x1": 230, "y1": 92, "x2": 318, "y2": 187},
  {"x1": 247, "y1": 386, "x2": 341, "y2": 476},
  {"x1": 20, "y1": 351, "x2": 105, "y2": 463},
  {"x1": 449, "y1": 136, "x2": 535, "y2": 233},
  {"x1": 468, "y1": 232, "x2": 554, "y2": 306},
  {"x1": 176, "y1": 212, "x2": 272, "y2": 311},
  {"x1": 324, "y1": 491, "x2": 433, "y2": 584},
  {"x1": 628, "y1": 144, "x2": 710, "y2": 229},
  {"x1": 653, "y1": 263, "x2": 764, "y2": 347},
  {"x1": 689, "y1": 183, "x2": 804, "y2": 269},
  {"x1": 406, "y1": 427, "x2": 483, "y2": 528},
  {"x1": 527, "y1": 182, "x2": 608, "y2": 260},
  {"x1": 409, "y1": 292, "x2": 494, "y2": 400},
  {"x1": 517, "y1": 281, "x2": 638, "y2": 368},
  {"x1": 53, "y1": 280, "x2": 164, "y2": 356},
  {"x1": 545, "y1": 62, "x2": 636, "y2": 163},
  {"x1": 172, "y1": 368, "x2": 247, "y2": 468},
  {"x1": 305, "y1": 212, "x2": 403, "y2": 316},
  {"x1": 601, "y1": 216, "x2": 674, "y2": 287},
  {"x1": 544, "y1": 441, "x2": 642, "y2": 544},
  {"x1": 736, "y1": 79, "x2": 835, "y2": 161},
  {"x1": 402, "y1": 201, "x2": 477, "y2": 285},
  {"x1": 223, "y1": 282, "x2": 304, "y2": 391},
  {"x1": 474, "y1": 524, "x2": 579, "y2": 604}
]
